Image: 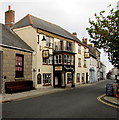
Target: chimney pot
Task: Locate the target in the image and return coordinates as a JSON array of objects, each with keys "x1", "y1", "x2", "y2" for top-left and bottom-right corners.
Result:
[
  {"x1": 82, "y1": 38, "x2": 87, "y2": 44},
  {"x1": 8, "y1": 5, "x2": 11, "y2": 10}
]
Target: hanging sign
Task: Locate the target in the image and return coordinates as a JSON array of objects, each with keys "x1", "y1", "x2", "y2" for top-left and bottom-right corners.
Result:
[{"x1": 42, "y1": 50, "x2": 49, "y2": 58}]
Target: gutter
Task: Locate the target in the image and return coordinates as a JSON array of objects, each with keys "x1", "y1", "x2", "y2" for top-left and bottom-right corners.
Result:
[{"x1": 0, "y1": 44, "x2": 33, "y2": 53}]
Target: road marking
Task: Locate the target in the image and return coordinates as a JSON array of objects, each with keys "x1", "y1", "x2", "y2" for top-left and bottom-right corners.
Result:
[{"x1": 97, "y1": 94, "x2": 119, "y2": 109}]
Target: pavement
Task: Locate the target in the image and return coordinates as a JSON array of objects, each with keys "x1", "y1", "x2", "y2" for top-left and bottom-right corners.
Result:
[
  {"x1": 0, "y1": 82, "x2": 92, "y2": 103},
  {"x1": 98, "y1": 94, "x2": 119, "y2": 109},
  {"x1": 0, "y1": 81, "x2": 119, "y2": 109}
]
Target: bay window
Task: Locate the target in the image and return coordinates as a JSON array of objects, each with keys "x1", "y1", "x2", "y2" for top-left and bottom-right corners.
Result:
[{"x1": 54, "y1": 55, "x2": 62, "y2": 64}]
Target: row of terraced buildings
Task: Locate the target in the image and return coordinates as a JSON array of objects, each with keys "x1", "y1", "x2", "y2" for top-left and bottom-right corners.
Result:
[{"x1": 0, "y1": 6, "x2": 106, "y2": 93}]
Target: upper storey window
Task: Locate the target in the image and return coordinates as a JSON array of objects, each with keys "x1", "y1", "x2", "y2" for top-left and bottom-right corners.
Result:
[
  {"x1": 66, "y1": 41, "x2": 72, "y2": 52},
  {"x1": 78, "y1": 45, "x2": 81, "y2": 54},
  {"x1": 54, "y1": 40, "x2": 74, "y2": 52},
  {"x1": 45, "y1": 36, "x2": 53, "y2": 48}
]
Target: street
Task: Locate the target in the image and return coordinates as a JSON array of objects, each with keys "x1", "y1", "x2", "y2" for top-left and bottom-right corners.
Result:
[{"x1": 2, "y1": 80, "x2": 118, "y2": 118}]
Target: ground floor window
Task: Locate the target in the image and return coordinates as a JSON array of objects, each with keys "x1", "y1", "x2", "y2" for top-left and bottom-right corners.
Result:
[
  {"x1": 77, "y1": 73, "x2": 80, "y2": 82},
  {"x1": 43, "y1": 73, "x2": 51, "y2": 85},
  {"x1": 67, "y1": 73, "x2": 72, "y2": 83},
  {"x1": 15, "y1": 54, "x2": 24, "y2": 78},
  {"x1": 82, "y1": 73, "x2": 85, "y2": 83}
]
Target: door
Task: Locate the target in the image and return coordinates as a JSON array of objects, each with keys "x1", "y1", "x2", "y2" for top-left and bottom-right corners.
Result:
[
  {"x1": 0, "y1": 51, "x2": 2, "y2": 93},
  {"x1": 54, "y1": 73, "x2": 62, "y2": 87}
]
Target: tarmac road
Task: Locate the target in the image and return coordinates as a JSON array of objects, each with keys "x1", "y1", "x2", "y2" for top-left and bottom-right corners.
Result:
[{"x1": 2, "y1": 80, "x2": 118, "y2": 119}]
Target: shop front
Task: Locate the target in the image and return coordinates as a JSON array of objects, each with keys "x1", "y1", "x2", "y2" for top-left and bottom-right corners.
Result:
[{"x1": 53, "y1": 54, "x2": 75, "y2": 88}]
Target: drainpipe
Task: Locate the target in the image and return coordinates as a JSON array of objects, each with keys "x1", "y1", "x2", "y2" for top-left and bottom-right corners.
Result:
[{"x1": 32, "y1": 51, "x2": 36, "y2": 88}]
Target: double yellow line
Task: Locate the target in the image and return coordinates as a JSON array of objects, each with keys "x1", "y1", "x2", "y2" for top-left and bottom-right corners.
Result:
[{"x1": 97, "y1": 94, "x2": 119, "y2": 109}]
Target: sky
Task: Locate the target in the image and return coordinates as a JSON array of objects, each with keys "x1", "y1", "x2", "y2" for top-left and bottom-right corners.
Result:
[{"x1": 0, "y1": 0, "x2": 118, "y2": 73}]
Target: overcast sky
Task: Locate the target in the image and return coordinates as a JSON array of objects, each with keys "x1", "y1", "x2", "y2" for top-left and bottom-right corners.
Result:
[{"x1": 1, "y1": 0, "x2": 118, "y2": 72}]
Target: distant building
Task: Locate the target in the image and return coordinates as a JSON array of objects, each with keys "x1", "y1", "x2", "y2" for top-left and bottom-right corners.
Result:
[
  {"x1": 111, "y1": 68, "x2": 119, "y2": 80},
  {"x1": 100, "y1": 62, "x2": 106, "y2": 80},
  {"x1": 82, "y1": 38, "x2": 106, "y2": 82}
]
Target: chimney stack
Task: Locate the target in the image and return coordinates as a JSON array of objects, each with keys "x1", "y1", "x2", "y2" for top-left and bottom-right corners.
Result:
[
  {"x1": 82, "y1": 38, "x2": 87, "y2": 44},
  {"x1": 5, "y1": 5, "x2": 15, "y2": 27},
  {"x1": 72, "y1": 32, "x2": 77, "y2": 37},
  {"x1": 88, "y1": 44, "x2": 93, "y2": 47}
]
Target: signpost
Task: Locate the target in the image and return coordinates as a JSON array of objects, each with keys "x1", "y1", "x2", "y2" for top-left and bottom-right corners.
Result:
[{"x1": 106, "y1": 83, "x2": 114, "y2": 96}]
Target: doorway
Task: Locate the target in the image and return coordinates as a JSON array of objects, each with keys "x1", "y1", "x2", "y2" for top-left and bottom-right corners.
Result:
[
  {"x1": 54, "y1": 73, "x2": 62, "y2": 87},
  {"x1": 86, "y1": 72, "x2": 88, "y2": 83}
]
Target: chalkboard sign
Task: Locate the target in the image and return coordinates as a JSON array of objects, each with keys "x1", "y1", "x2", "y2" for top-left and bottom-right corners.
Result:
[{"x1": 106, "y1": 84, "x2": 114, "y2": 96}]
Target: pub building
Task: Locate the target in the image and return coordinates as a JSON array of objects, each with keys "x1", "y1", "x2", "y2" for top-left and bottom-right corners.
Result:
[{"x1": 8, "y1": 5, "x2": 90, "y2": 89}]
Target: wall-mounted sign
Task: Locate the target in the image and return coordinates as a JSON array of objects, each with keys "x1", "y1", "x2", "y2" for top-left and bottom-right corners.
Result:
[
  {"x1": 84, "y1": 52, "x2": 90, "y2": 58},
  {"x1": 42, "y1": 50, "x2": 49, "y2": 58},
  {"x1": 55, "y1": 66, "x2": 62, "y2": 71}
]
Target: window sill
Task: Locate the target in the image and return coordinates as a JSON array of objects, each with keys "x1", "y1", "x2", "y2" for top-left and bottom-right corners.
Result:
[
  {"x1": 78, "y1": 66, "x2": 81, "y2": 67},
  {"x1": 43, "y1": 64, "x2": 53, "y2": 66},
  {"x1": 15, "y1": 77, "x2": 24, "y2": 80},
  {"x1": 43, "y1": 84, "x2": 52, "y2": 86}
]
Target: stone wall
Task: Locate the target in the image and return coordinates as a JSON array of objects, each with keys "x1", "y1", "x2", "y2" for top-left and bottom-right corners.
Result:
[{"x1": 1, "y1": 47, "x2": 32, "y2": 93}]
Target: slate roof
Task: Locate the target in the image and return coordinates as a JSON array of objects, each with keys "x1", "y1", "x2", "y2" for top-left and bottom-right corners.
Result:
[
  {"x1": 13, "y1": 14, "x2": 86, "y2": 45},
  {"x1": 89, "y1": 46, "x2": 97, "y2": 58},
  {"x1": 0, "y1": 23, "x2": 33, "y2": 52}
]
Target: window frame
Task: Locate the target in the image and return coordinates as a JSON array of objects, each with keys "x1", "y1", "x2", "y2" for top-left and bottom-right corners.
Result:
[
  {"x1": 66, "y1": 41, "x2": 72, "y2": 52},
  {"x1": 78, "y1": 58, "x2": 81, "y2": 67},
  {"x1": 15, "y1": 54, "x2": 24, "y2": 78},
  {"x1": 45, "y1": 36, "x2": 53, "y2": 48},
  {"x1": 77, "y1": 73, "x2": 80, "y2": 82},
  {"x1": 84, "y1": 60, "x2": 87, "y2": 68},
  {"x1": 78, "y1": 45, "x2": 81, "y2": 54},
  {"x1": 54, "y1": 54, "x2": 62, "y2": 64},
  {"x1": 43, "y1": 73, "x2": 51, "y2": 86}
]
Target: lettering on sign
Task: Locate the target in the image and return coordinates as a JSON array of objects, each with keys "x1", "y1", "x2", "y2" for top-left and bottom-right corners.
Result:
[{"x1": 55, "y1": 66, "x2": 62, "y2": 71}]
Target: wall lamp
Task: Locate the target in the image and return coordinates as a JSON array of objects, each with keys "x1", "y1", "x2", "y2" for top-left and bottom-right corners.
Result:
[{"x1": 42, "y1": 36, "x2": 46, "y2": 41}]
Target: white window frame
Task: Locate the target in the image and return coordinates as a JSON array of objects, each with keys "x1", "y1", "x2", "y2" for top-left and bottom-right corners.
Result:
[{"x1": 43, "y1": 73, "x2": 51, "y2": 85}]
